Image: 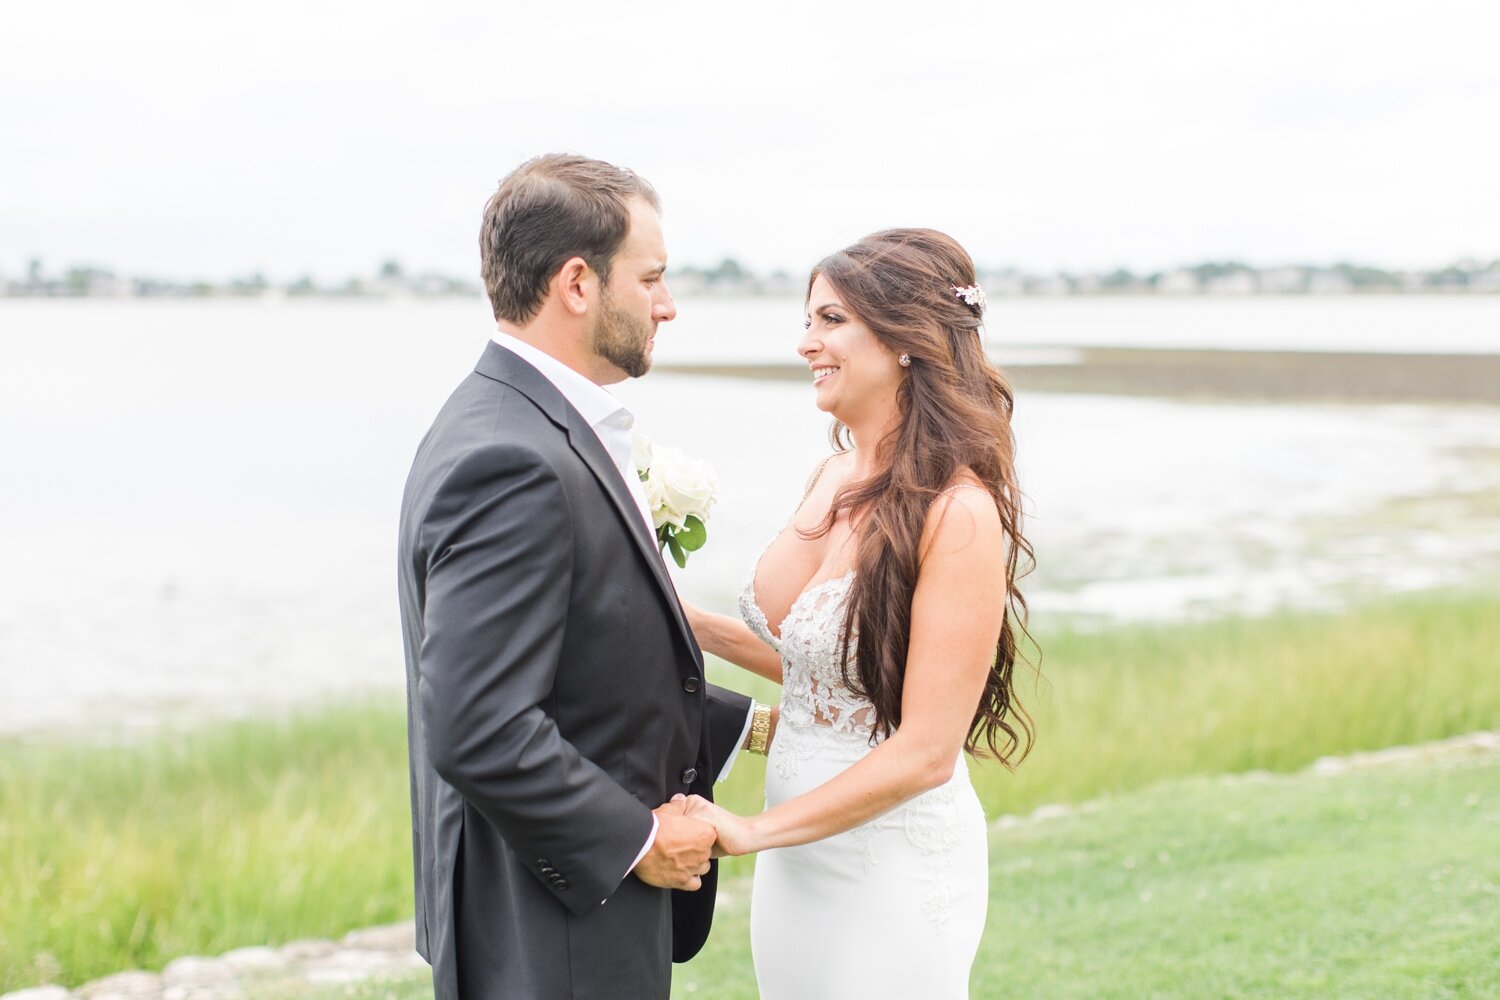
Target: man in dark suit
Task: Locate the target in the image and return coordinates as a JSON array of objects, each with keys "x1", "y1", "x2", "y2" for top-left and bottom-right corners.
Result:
[{"x1": 397, "y1": 154, "x2": 757, "y2": 999}]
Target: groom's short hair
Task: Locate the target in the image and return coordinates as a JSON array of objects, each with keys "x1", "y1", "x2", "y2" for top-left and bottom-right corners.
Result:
[{"x1": 481, "y1": 154, "x2": 661, "y2": 324}]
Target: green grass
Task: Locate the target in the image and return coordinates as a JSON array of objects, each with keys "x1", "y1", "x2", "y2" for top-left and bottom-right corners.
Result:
[
  {"x1": 675, "y1": 752, "x2": 1500, "y2": 999},
  {"x1": 710, "y1": 588, "x2": 1500, "y2": 824},
  {"x1": 979, "y1": 757, "x2": 1500, "y2": 998},
  {"x1": 3, "y1": 590, "x2": 1498, "y2": 991},
  {"x1": 0, "y1": 703, "x2": 414, "y2": 992},
  {"x1": 247, "y1": 754, "x2": 1500, "y2": 999}
]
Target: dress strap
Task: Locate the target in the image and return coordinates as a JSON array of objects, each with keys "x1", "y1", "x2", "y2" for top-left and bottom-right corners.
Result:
[
  {"x1": 796, "y1": 454, "x2": 838, "y2": 510},
  {"x1": 930, "y1": 483, "x2": 993, "y2": 509}
]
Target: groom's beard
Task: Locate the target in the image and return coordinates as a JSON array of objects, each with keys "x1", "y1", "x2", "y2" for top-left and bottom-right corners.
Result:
[{"x1": 591, "y1": 289, "x2": 654, "y2": 379}]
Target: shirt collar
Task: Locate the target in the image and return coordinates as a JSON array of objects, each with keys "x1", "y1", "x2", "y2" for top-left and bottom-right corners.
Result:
[{"x1": 491, "y1": 330, "x2": 630, "y2": 432}]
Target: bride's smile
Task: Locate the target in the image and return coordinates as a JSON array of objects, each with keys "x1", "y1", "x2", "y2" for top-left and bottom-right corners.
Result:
[{"x1": 799, "y1": 274, "x2": 903, "y2": 427}]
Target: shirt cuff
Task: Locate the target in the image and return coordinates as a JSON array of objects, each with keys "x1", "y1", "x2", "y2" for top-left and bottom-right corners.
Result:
[
  {"x1": 628, "y1": 814, "x2": 660, "y2": 876},
  {"x1": 604, "y1": 814, "x2": 660, "y2": 906},
  {"x1": 715, "y1": 703, "x2": 758, "y2": 783}
]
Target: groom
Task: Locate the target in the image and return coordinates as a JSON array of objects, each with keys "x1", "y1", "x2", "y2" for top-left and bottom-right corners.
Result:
[{"x1": 397, "y1": 154, "x2": 754, "y2": 999}]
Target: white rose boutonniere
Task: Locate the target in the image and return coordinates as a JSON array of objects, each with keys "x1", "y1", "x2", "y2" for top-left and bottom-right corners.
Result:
[{"x1": 632, "y1": 431, "x2": 718, "y2": 568}]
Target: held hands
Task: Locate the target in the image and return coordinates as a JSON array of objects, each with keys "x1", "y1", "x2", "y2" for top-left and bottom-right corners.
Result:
[
  {"x1": 684, "y1": 795, "x2": 759, "y2": 858},
  {"x1": 633, "y1": 795, "x2": 715, "y2": 892}
]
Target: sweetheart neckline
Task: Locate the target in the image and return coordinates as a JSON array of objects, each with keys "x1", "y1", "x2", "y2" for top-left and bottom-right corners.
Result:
[
  {"x1": 747, "y1": 535, "x2": 855, "y2": 642},
  {"x1": 746, "y1": 481, "x2": 989, "y2": 640}
]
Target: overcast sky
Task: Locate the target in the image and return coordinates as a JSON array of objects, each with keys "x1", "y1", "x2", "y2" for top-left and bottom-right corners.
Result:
[{"x1": 4, "y1": 0, "x2": 1498, "y2": 281}]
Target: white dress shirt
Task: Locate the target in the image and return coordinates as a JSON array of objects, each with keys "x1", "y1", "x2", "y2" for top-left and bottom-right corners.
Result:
[{"x1": 490, "y1": 332, "x2": 752, "y2": 888}]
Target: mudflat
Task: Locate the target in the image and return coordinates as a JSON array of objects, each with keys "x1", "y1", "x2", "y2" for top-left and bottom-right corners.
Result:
[{"x1": 660, "y1": 348, "x2": 1500, "y2": 404}]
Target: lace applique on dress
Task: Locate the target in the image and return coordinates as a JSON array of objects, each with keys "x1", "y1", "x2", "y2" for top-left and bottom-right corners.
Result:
[
  {"x1": 906, "y1": 781, "x2": 965, "y2": 929},
  {"x1": 736, "y1": 545, "x2": 781, "y2": 654},
  {"x1": 776, "y1": 571, "x2": 877, "y2": 735}
]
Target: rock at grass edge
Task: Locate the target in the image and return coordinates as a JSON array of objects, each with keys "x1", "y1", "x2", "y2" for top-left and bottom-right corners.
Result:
[
  {"x1": 219, "y1": 947, "x2": 283, "y2": 970},
  {"x1": 161, "y1": 956, "x2": 233, "y2": 984},
  {"x1": 74, "y1": 970, "x2": 159, "y2": 998}
]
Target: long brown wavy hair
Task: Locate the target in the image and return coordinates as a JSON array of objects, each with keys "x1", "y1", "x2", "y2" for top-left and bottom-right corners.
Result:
[{"x1": 806, "y1": 228, "x2": 1036, "y2": 767}]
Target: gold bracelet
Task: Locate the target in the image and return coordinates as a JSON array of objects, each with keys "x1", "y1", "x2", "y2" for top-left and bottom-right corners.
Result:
[{"x1": 748, "y1": 703, "x2": 772, "y2": 756}]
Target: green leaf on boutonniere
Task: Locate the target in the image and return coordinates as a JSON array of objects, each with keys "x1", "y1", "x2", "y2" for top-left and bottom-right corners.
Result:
[
  {"x1": 665, "y1": 532, "x2": 687, "y2": 569},
  {"x1": 677, "y1": 515, "x2": 707, "y2": 552}
]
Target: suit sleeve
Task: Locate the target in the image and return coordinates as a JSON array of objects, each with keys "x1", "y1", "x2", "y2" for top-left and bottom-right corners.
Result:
[
  {"x1": 703, "y1": 684, "x2": 753, "y2": 782},
  {"x1": 418, "y1": 442, "x2": 655, "y2": 915}
]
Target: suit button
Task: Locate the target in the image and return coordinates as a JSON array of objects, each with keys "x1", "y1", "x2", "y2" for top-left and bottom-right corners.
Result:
[
  {"x1": 683, "y1": 676, "x2": 701, "y2": 693},
  {"x1": 680, "y1": 767, "x2": 698, "y2": 784},
  {"x1": 556, "y1": 879, "x2": 569, "y2": 889}
]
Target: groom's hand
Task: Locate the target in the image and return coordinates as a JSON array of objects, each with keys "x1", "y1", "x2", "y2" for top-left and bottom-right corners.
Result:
[{"x1": 633, "y1": 797, "x2": 715, "y2": 891}]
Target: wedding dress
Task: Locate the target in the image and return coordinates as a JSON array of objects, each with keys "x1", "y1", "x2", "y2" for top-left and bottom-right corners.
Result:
[{"x1": 738, "y1": 545, "x2": 989, "y2": 999}]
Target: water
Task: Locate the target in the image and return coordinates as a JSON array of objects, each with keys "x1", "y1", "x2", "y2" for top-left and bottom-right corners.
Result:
[
  {"x1": 2, "y1": 297, "x2": 1498, "y2": 737},
  {"x1": 983, "y1": 296, "x2": 1500, "y2": 355},
  {"x1": 645, "y1": 294, "x2": 1500, "y2": 363}
]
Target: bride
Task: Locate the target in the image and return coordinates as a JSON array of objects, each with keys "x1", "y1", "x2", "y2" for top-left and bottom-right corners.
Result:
[{"x1": 684, "y1": 228, "x2": 1035, "y2": 999}]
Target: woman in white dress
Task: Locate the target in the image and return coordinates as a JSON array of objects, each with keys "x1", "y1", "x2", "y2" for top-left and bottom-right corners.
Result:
[{"x1": 684, "y1": 229, "x2": 1035, "y2": 999}]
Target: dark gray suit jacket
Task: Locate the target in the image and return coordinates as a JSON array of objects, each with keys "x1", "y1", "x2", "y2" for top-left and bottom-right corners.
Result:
[{"x1": 397, "y1": 342, "x2": 751, "y2": 999}]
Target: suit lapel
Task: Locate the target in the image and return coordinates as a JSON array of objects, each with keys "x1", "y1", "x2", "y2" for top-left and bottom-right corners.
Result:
[
  {"x1": 475, "y1": 343, "x2": 702, "y2": 666},
  {"x1": 560, "y1": 411, "x2": 700, "y2": 653}
]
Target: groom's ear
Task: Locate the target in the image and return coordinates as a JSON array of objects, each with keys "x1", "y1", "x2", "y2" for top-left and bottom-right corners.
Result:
[{"x1": 553, "y1": 256, "x2": 595, "y2": 317}]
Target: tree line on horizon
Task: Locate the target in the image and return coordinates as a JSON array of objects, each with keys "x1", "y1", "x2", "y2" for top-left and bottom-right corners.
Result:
[{"x1": 5, "y1": 255, "x2": 1499, "y2": 299}]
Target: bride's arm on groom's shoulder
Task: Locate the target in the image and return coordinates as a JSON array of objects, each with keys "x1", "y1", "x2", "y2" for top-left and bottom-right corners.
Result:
[
  {"x1": 688, "y1": 486, "x2": 1007, "y2": 857},
  {"x1": 683, "y1": 601, "x2": 783, "y2": 683}
]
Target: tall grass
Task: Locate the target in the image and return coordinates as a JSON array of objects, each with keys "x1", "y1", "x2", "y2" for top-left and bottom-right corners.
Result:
[
  {"x1": 984, "y1": 588, "x2": 1500, "y2": 813},
  {"x1": 0, "y1": 705, "x2": 413, "y2": 991},
  {"x1": 709, "y1": 587, "x2": 1500, "y2": 841},
  {"x1": 2, "y1": 590, "x2": 1497, "y2": 989}
]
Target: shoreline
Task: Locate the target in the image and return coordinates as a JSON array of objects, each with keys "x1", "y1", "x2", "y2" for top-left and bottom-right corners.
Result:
[{"x1": 660, "y1": 347, "x2": 1500, "y2": 404}]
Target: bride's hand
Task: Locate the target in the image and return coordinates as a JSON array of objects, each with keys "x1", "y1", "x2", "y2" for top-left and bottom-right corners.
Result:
[{"x1": 683, "y1": 795, "x2": 759, "y2": 858}]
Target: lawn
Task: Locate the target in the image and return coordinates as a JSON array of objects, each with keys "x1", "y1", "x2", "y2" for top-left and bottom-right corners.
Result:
[
  {"x1": 678, "y1": 752, "x2": 1500, "y2": 999},
  {"x1": 257, "y1": 752, "x2": 1500, "y2": 999},
  {"x1": 2, "y1": 588, "x2": 1497, "y2": 991}
]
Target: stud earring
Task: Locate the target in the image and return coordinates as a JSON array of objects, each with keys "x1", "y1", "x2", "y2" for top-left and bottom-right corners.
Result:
[{"x1": 898, "y1": 353, "x2": 911, "y2": 367}]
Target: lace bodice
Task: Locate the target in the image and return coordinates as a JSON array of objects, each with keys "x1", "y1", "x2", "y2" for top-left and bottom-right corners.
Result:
[
  {"x1": 737, "y1": 482, "x2": 993, "y2": 773},
  {"x1": 739, "y1": 557, "x2": 881, "y2": 743}
]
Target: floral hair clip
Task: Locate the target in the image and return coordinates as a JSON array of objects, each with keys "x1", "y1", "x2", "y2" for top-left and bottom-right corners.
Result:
[{"x1": 952, "y1": 283, "x2": 987, "y2": 312}]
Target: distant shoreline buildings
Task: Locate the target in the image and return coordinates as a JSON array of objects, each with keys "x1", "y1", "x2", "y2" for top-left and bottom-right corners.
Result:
[{"x1": 4, "y1": 256, "x2": 1498, "y2": 299}]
